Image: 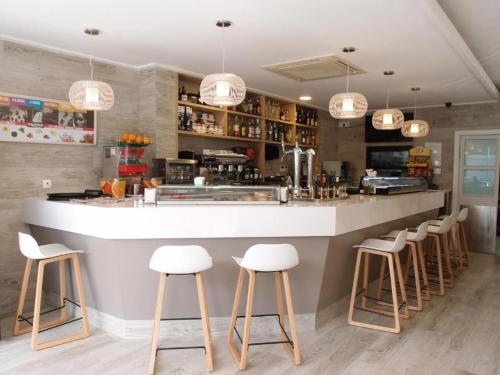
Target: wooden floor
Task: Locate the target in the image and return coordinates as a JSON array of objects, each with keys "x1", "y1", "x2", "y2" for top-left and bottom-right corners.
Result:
[{"x1": 1, "y1": 253, "x2": 499, "y2": 375}]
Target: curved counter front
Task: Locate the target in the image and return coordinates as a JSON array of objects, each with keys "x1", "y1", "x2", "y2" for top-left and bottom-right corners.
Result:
[{"x1": 23, "y1": 191, "x2": 444, "y2": 338}]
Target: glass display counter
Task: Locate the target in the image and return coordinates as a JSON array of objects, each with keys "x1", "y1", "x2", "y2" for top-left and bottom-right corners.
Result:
[
  {"x1": 361, "y1": 176, "x2": 428, "y2": 195},
  {"x1": 157, "y1": 185, "x2": 280, "y2": 205}
]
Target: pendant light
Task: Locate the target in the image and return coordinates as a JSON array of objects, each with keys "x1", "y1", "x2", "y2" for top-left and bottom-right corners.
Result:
[
  {"x1": 329, "y1": 47, "x2": 368, "y2": 119},
  {"x1": 372, "y1": 71, "x2": 404, "y2": 130},
  {"x1": 199, "y1": 20, "x2": 246, "y2": 106},
  {"x1": 69, "y1": 28, "x2": 115, "y2": 111},
  {"x1": 401, "y1": 87, "x2": 430, "y2": 137}
]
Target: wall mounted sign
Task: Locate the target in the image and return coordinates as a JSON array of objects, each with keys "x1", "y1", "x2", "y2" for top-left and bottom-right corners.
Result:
[{"x1": 0, "y1": 92, "x2": 96, "y2": 145}]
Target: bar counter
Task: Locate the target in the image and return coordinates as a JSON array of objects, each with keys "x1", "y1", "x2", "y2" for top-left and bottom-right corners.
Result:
[{"x1": 23, "y1": 191, "x2": 444, "y2": 338}]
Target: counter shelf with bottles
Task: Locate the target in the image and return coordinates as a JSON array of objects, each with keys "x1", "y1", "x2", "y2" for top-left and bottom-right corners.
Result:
[{"x1": 156, "y1": 185, "x2": 280, "y2": 205}]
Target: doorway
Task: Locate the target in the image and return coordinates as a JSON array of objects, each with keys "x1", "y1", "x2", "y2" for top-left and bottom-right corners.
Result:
[{"x1": 453, "y1": 131, "x2": 500, "y2": 254}]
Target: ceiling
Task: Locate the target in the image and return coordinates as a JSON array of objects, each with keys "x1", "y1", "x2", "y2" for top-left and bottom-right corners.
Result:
[{"x1": 0, "y1": 0, "x2": 498, "y2": 110}]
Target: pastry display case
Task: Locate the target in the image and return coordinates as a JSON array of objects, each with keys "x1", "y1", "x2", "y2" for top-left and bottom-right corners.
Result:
[
  {"x1": 156, "y1": 185, "x2": 280, "y2": 205},
  {"x1": 361, "y1": 176, "x2": 428, "y2": 195}
]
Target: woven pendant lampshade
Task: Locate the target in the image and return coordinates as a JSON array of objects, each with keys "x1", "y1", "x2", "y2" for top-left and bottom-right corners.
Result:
[
  {"x1": 200, "y1": 73, "x2": 246, "y2": 106},
  {"x1": 68, "y1": 28, "x2": 114, "y2": 111},
  {"x1": 372, "y1": 71, "x2": 404, "y2": 130},
  {"x1": 401, "y1": 87, "x2": 429, "y2": 138},
  {"x1": 199, "y1": 20, "x2": 246, "y2": 107},
  {"x1": 69, "y1": 80, "x2": 114, "y2": 111},
  {"x1": 329, "y1": 47, "x2": 368, "y2": 119}
]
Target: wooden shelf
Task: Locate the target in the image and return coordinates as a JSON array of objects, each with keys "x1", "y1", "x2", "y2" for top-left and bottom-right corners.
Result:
[
  {"x1": 227, "y1": 110, "x2": 262, "y2": 119},
  {"x1": 265, "y1": 140, "x2": 294, "y2": 147},
  {"x1": 178, "y1": 101, "x2": 226, "y2": 113},
  {"x1": 264, "y1": 117, "x2": 295, "y2": 126},
  {"x1": 296, "y1": 123, "x2": 319, "y2": 130},
  {"x1": 298, "y1": 144, "x2": 319, "y2": 149},
  {"x1": 178, "y1": 130, "x2": 261, "y2": 143}
]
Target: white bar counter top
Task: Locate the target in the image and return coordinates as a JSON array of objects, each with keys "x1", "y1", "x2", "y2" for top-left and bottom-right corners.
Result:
[{"x1": 24, "y1": 190, "x2": 444, "y2": 239}]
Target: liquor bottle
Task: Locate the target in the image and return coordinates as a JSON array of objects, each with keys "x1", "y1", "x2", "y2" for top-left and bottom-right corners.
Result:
[
  {"x1": 256, "y1": 98, "x2": 262, "y2": 116},
  {"x1": 273, "y1": 123, "x2": 279, "y2": 142},
  {"x1": 248, "y1": 120, "x2": 255, "y2": 139},
  {"x1": 241, "y1": 118, "x2": 248, "y2": 138},
  {"x1": 314, "y1": 111, "x2": 318, "y2": 127},
  {"x1": 306, "y1": 130, "x2": 311, "y2": 145},
  {"x1": 301, "y1": 130, "x2": 306, "y2": 144},
  {"x1": 180, "y1": 86, "x2": 188, "y2": 102},
  {"x1": 233, "y1": 116, "x2": 240, "y2": 137},
  {"x1": 311, "y1": 132, "x2": 316, "y2": 146},
  {"x1": 255, "y1": 119, "x2": 261, "y2": 139},
  {"x1": 267, "y1": 122, "x2": 273, "y2": 140}
]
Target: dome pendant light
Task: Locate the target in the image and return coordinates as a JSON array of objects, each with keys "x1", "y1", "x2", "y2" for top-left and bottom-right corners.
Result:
[
  {"x1": 401, "y1": 88, "x2": 430, "y2": 137},
  {"x1": 329, "y1": 47, "x2": 368, "y2": 119},
  {"x1": 69, "y1": 28, "x2": 115, "y2": 111},
  {"x1": 372, "y1": 71, "x2": 404, "y2": 130},
  {"x1": 200, "y1": 20, "x2": 246, "y2": 107}
]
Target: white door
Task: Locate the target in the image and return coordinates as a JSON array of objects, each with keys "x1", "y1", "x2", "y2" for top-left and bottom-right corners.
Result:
[{"x1": 456, "y1": 134, "x2": 500, "y2": 253}]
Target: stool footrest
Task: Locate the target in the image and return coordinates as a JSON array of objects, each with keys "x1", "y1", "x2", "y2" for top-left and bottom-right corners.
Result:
[
  {"x1": 355, "y1": 288, "x2": 407, "y2": 311},
  {"x1": 17, "y1": 297, "x2": 80, "y2": 327},
  {"x1": 156, "y1": 345, "x2": 206, "y2": 354},
  {"x1": 233, "y1": 313, "x2": 294, "y2": 349}
]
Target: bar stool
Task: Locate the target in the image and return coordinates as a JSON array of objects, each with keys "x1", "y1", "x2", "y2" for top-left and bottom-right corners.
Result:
[
  {"x1": 428, "y1": 212, "x2": 459, "y2": 286},
  {"x1": 457, "y1": 208, "x2": 470, "y2": 266},
  {"x1": 347, "y1": 229, "x2": 409, "y2": 334},
  {"x1": 148, "y1": 245, "x2": 214, "y2": 375},
  {"x1": 380, "y1": 221, "x2": 430, "y2": 311},
  {"x1": 13, "y1": 233, "x2": 90, "y2": 350},
  {"x1": 227, "y1": 244, "x2": 301, "y2": 370}
]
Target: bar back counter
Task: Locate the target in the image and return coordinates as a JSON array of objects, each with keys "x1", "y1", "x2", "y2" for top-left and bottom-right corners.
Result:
[{"x1": 23, "y1": 190, "x2": 444, "y2": 338}]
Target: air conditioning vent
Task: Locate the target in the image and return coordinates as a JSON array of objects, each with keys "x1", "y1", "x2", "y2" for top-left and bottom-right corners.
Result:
[{"x1": 262, "y1": 54, "x2": 365, "y2": 82}]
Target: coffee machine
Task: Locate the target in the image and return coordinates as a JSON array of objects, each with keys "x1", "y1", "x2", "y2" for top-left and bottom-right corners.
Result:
[{"x1": 199, "y1": 149, "x2": 261, "y2": 185}]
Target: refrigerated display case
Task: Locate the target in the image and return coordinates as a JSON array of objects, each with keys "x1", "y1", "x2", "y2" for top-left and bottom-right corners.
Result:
[{"x1": 361, "y1": 176, "x2": 428, "y2": 195}]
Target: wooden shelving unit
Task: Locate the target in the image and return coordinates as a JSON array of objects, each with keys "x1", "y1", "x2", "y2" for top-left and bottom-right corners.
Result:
[{"x1": 177, "y1": 74, "x2": 321, "y2": 176}]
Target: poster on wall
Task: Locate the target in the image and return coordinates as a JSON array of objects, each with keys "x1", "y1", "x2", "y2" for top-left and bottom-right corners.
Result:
[{"x1": 0, "y1": 92, "x2": 96, "y2": 145}]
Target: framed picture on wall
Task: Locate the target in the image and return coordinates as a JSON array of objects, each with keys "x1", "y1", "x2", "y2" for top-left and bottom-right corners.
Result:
[{"x1": 0, "y1": 92, "x2": 96, "y2": 145}]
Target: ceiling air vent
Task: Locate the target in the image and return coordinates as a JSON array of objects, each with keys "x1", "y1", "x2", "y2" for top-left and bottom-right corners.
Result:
[{"x1": 262, "y1": 54, "x2": 365, "y2": 82}]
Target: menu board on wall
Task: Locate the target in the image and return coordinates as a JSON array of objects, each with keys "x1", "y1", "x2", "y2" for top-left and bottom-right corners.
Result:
[{"x1": 0, "y1": 92, "x2": 96, "y2": 145}]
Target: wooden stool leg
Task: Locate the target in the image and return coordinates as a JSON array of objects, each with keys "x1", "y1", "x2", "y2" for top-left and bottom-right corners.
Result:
[
  {"x1": 454, "y1": 224, "x2": 464, "y2": 271},
  {"x1": 31, "y1": 259, "x2": 46, "y2": 349},
  {"x1": 347, "y1": 250, "x2": 363, "y2": 326},
  {"x1": 417, "y1": 241, "x2": 431, "y2": 301},
  {"x1": 59, "y1": 259, "x2": 67, "y2": 322},
  {"x1": 428, "y1": 234, "x2": 445, "y2": 296},
  {"x1": 409, "y1": 243, "x2": 422, "y2": 311},
  {"x1": 460, "y1": 222, "x2": 470, "y2": 266},
  {"x1": 195, "y1": 272, "x2": 214, "y2": 372},
  {"x1": 239, "y1": 269, "x2": 256, "y2": 370},
  {"x1": 404, "y1": 246, "x2": 412, "y2": 285},
  {"x1": 275, "y1": 272, "x2": 293, "y2": 358},
  {"x1": 148, "y1": 273, "x2": 167, "y2": 375},
  {"x1": 227, "y1": 268, "x2": 245, "y2": 365},
  {"x1": 442, "y1": 233, "x2": 454, "y2": 288},
  {"x1": 387, "y1": 253, "x2": 401, "y2": 333},
  {"x1": 282, "y1": 271, "x2": 301, "y2": 366},
  {"x1": 13, "y1": 258, "x2": 33, "y2": 336},
  {"x1": 394, "y1": 252, "x2": 410, "y2": 320},
  {"x1": 72, "y1": 254, "x2": 90, "y2": 338},
  {"x1": 361, "y1": 253, "x2": 370, "y2": 309},
  {"x1": 376, "y1": 256, "x2": 387, "y2": 301}
]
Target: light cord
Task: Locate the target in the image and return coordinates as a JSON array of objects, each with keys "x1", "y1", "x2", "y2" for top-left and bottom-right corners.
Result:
[{"x1": 346, "y1": 50, "x2": 350, "y2": 93}]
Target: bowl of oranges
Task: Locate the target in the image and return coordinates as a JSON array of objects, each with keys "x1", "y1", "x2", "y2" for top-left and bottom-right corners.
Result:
[{"x1": 120, "y1": 133, "x2": 153, "y2": 146}]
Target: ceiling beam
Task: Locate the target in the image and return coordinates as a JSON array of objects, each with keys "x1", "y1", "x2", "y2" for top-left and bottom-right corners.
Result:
[{"x1": 417, "y1": 0, "x2": 498, "y2": 100}]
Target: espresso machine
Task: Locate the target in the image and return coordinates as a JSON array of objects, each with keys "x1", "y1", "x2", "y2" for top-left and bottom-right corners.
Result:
[{"x1": 199, "y1": 149, "x2": 261, "y2": 185}]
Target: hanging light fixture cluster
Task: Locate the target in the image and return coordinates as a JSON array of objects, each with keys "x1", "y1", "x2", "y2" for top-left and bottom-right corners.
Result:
[
  {"x1": 199, "y1": 20, "x2": 246, "y2": 107},
  {"x1": 401, "y1": 87, "x2": 430, "y2": 137},
  {"x1": 329, "y1": 47, "x2": 368, "y2": 119},
  {"x1": 372, "y1": 71, "x2": 404, "y2": 130},
  {"x1": 69, "y1": 28, "x2": 115, "y2": 111}
]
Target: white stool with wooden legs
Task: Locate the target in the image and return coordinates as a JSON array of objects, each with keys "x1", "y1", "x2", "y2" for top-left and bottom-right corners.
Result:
[
  {"x1": 428, "y1": 212, "x2": 459, "y2": 287},
  {"x1": 380, "y1": 222, "x2": 430, "y2": 311},
  {"x1": 148, "y1": 245, "x2": 214, "y2": 375},
  {"x1": 227, "y1": 244, "x2": 301, "y2": 370},
  {"x1": 457, "y1": 208, "x2": 470, "y2": 266},
  {"x1": 13, "y1": 233, "x2": 90, "y2": 350},
  {"x1": 347, "y1": 229, "x2": 409, "y2": 334}
]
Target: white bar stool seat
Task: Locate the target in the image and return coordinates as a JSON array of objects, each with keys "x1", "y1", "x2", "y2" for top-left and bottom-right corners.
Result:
[
  {"x1": 348, "y1": 229, "x2": 409, "y2": 333},
  {"x1": 228, "y1": 244, "x2": 301, "y2": 370},
  {"x1": 13, "y1": 233, "x2": 90, "y2": 350},
  {"x1": 148, "y1": 245, "x2": 214, "y2": 374}
]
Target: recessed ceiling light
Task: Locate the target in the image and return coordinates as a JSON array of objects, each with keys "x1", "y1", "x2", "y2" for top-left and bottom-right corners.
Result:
[
  {"x1": 216, "y1": 20, "x2": 232, "y2": 28},
  {"x1": 299, "y1": 96, "x2": 312, "y2": 101}
]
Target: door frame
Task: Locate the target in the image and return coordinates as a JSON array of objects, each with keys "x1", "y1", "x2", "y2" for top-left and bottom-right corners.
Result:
[{"x1": 452, "y1": 129, "x2": 500, "y2": 211}]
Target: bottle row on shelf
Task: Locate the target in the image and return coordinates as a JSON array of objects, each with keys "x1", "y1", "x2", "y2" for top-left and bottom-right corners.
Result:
[
  {"x1": 228, "y1": 116, "x2": 262, "y2": 139},
  {"x1": 296, "y1": 107, "x2": 319, "y2": 127},
  {"x1": 266, "y1": 99, "x2": 291, "y2": 122},
  {"x1": 266, "y1": 122, "x2": 293, "y2": 143},
  {"x1": 297, "y1": 129, "x2": 318, "y2": 147},
  {"x1": 230, "y1": 97, "x2": 263, "y2": 116}
]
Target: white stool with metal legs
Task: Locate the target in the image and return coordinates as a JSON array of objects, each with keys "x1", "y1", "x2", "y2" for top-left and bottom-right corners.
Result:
[
  {"x1": 347, "y1": 229, "x2": 409, "y2": 333},
  {"x1": 13, "y1": 233, "x2": 90, "y2": 350},
  {"x1": 148, "y1": 246, "x2": 214, "y2": 375},
  {"x1": 227, "y1": 244, "x2": 301, "y2": 370},
  {"x1": 380, "y1": 221, "x2": 430, "y2": 311}
]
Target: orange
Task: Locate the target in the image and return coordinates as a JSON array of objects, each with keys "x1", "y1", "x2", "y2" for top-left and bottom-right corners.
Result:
[
  {"x1": 128, "y1": 134, "x2": 137, "y2": 144},
  {"x1": 100, "y1": 179, "x2": 113, "y2": 195},
  {"x1": 121, "y1": 134, "x2": 129, "y2": 142},
  {"x1": 136, "y1": 135, "x2": 143, "y2": 144},
  {"x1": 111, "y1": 179, "x2": 126, "y2": 198}
]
